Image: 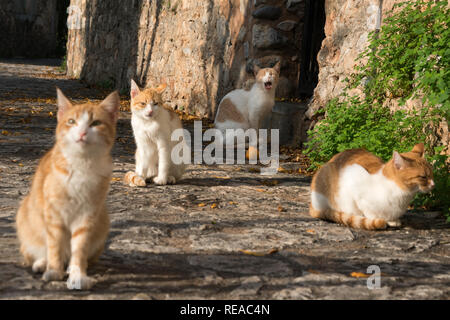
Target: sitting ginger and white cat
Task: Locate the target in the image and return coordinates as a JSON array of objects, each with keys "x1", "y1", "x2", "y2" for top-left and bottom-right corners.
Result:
[
  {"x1": 124, "y1": 80, "x2": 187, "y2": 187},
  {"x1": 214, "y1": 61, "x2": 280, "y2": 146},
  {"x1": 16, "y1": 88, "x2": 119, "y2": 290},
  {"x1": 309, "y1": 144, "x2": 434, "y2": 230}
]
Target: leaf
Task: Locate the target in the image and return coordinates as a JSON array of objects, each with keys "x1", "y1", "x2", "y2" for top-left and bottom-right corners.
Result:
[
  {"x1": 239, "y1": 248, "x2": 278, "y2": 257},
  {"x1": 277, "y1": 206, "x2": 286, "y2": 212},
  {"x1": 306, "y1": 229, "x2": 315, "y2": 234},
  {"x1": 350, "y1": 272, "x2": 370, "y2": 278},
  {"x1": 198, "y1": 203, "x2": 206, "y2": 207},
  {"x1": 212, "y1": 176, "x2": 230, "y2": 179},
  {"x1": 210, "y1": 203, "x2": 218, "y2": 209},
  {"x1": 307, "y1": 269, "x2": 321, "y2": 274}
]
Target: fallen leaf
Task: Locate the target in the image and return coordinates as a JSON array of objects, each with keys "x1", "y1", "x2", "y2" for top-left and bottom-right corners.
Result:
[
  {"x1": 306, "y1": 229, "x2": 315, "y2": 234},
  {"x1": 212, "y1": 176, "x2": 230, "y2": 179},
  {"x1": 307, "y1": 269, "x2": 321, "y2": 274},
  {"x1": 210, "y1": 203, "x2": 218, "y2": 209},
  {"x1": 350, "y1": 272, "x2": 370, "y2": 278},
  {"x1": 240, "y1": 249, "x2": 278, "y2": 257},
  {"x1": 277, "y1": 206, "x2": 286, "y2": 212},
  {"x1": 255, "y1": 188, "x2": 266, "y2": 192},
  {"x1": 198, "y1": 203, "x2": 206, "y2": 207}
]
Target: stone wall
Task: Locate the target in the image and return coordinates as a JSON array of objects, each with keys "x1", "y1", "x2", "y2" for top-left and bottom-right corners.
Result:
[
  {"x1": 305, "y1": 0, "x2": 448, "y2": 151},
  {"x1": 0, "y1": 0, "x2": 58, "y2": 58},
  {"x1": 66, "y1": 0, "x2": 306, "y2": 118},
  {"x1": 305, "y1": 0, "x2": 417, "y2": 119},
  {"x1": 306, "y1": 0, "x2": 384, "y2": 119}
]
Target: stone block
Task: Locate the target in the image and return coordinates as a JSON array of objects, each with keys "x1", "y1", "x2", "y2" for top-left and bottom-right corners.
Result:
[{"x1": 252, "y1": 24, "x2": 289, "y2": 50}]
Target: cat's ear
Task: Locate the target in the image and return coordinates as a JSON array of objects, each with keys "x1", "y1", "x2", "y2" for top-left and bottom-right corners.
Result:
[
  {"x1": 273, "y1": 61, "x2": 281, "y2": 73},
  {"x1": 411, "y1": 143, "x2": 425, "y2": 158},
  {"x1": 56, "y1": 87, "x2": 73, "y2": 121},
  {"x1": 253, "y1": 64, "x2": 261, "y2": 77},
  {"x1": 154, "y1": 83, "x2": 167, "y2": 94},
  {"x1": 130, "y1": 80, "x2": 140, "y2": 99},
  {"x1": 393, "y1": 151, "x2": 406, "y2": 170},
  {"x1": 100, "y1": 91, "x2": 120, "y2": 123}
]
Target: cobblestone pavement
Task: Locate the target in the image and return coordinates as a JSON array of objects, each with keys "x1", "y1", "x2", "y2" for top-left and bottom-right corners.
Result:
[{"x1": 0, "y1": 60, "x2": 449, "y2": 300}]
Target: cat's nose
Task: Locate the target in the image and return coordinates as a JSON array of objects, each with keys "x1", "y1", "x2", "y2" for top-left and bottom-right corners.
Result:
[{"x1": 78, "y1": 131, "x2": 87, "y2": 141}]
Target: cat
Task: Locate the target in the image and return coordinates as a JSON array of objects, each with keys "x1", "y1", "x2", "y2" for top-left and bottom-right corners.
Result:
[
  {"x1": 16, "y1": 88, "x2": 119, "y2": 290},
  {"x1": 124, "y1": 80, "x2": 187, "y2": 187},
  {"x1": 309, "y1": 144, "x2": 434, "y2": 230},
  {"x1": 214, "y1": 61, "x2": 280, "y2": 147}
]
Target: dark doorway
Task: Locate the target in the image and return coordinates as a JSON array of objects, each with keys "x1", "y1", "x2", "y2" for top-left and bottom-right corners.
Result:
[
  {"x1": 56, "y1": 0, "x2": 71, "y2": 58},
  {"x1": 0, "y1": 0, "x2": 69, "y2": 59},
  {"x1": 298, "y1": 0, "x2": 326, "y2": 98}
]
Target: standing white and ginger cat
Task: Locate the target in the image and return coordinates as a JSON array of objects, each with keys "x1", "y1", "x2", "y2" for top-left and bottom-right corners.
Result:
[
  {"x1": 124, "y1": 80, "x2": 186, "y2": 187},
  {"x1": 16, "y1": 88, "x2": 119, "y2": 290},
  {"x1": 214, "y1": 61, "x2": 280, "y2": 145},
  {"x1": 310, "y1": 144, "x2": 434, "y2": 230}
]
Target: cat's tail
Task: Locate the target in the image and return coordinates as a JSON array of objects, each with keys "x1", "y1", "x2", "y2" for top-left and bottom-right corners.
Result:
[{"x1": 309, "y1": 205, "x2": 387, "y2": 230}]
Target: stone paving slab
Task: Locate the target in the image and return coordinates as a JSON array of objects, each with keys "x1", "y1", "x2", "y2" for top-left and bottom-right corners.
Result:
[{"x1": 0, "y1": 60, "x2": 449, "y2": 300}]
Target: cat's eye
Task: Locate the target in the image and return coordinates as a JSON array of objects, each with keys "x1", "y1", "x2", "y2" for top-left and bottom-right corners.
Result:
[
  {"x1": 91, "y1": 120, "x2": 102, "y2": 127},
  {"x1": 67, "y1": 119, "x2": 76, "y2": 125}
]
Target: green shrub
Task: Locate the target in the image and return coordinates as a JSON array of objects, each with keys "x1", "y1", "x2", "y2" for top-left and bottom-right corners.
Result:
[{"x1": 305, "y1": 0, "x2": 449, "y2": 216}]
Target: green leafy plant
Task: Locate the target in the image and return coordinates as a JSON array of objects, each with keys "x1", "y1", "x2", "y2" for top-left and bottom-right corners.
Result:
[
  {"x1": 305, "y1": 0, "x2": 449, "y2": 216},
  {"x1": 59, "y1": 55, "x2": 67, "y2": 72}
]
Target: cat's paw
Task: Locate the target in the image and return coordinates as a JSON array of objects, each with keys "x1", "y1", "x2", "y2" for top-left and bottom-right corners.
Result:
[
  {"x1": 66, "y1": 273, "x2": 96, "y2": 290},
  {"x1": 153, "y1": 175, "x2": 167, "y2": 185},
  {"x1": 42, "y1": 269, "x2": 64, "y2": 282},
  {"x1": 32, "y1": 258, "x2": 46, "y2": 273},
  {"x1": 124, "y1": 171, "x2": 146, "y2": 187},
  {"x1": 153, "y1": 175, "x2": 176, "y2": 185},
  {"x1": 147, "y1": 167, "x2": 158, "y2": 178},
  {"x1": 167, "y1": 176, "x2": 176, "y2": 184},
  {"x1": 387, "y1": 220, "x2": 402, "y2": 227}
]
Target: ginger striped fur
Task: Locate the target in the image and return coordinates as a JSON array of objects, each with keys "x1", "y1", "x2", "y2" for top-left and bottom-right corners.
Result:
[
  {"x1": 309, "y1": 144, "x2": 434, "y2": 230},
  {"x1": 16, "y1": 88, "x2": 119, "y2": 290}
]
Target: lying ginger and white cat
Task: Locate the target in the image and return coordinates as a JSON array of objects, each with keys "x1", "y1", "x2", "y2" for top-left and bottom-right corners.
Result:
[
  {"x1": 214, "y1": 61, "x2": 280, "y2": 146},
  {"x1": 310, "y1": 144, "x2": 434, "y2": 230},
  {"x1": 124, "y1": 80, "x2": 187, "y2": 187},
  {"x1": 16, "y1": 88, "x2": 119, "y2": 290}
]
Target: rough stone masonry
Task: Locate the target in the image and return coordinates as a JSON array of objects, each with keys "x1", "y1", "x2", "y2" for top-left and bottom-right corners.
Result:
[{"x1": 66, "y1": 0, "x2": 306, "y2": 118}]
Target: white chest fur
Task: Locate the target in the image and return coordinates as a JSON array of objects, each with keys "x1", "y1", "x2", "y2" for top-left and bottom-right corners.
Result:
[
  {"x1": 335, "y1": 164, "x2": 414, "y2": 221},
  {"x1": 54, "y1": 157, "x2": 111, "y2": 228}
]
